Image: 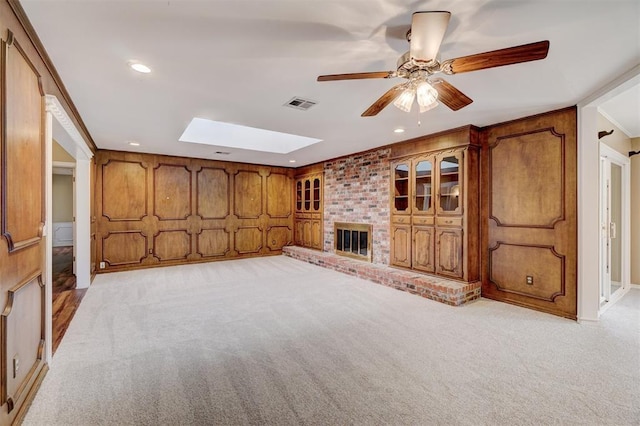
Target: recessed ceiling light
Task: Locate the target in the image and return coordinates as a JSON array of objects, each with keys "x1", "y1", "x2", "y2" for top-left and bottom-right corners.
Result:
[
  {"x1": 129, "y1": 62, "x2": 151, "y2": 73},
  {"x1": 394, "y1": 128, "x2": 405, "y2": 133},
  {"x1": 128, "y1": 141, "x2": 140, "y2": 146},
  {"x1": 289, "y1": 160, "x2": 296, "y2": 163}
]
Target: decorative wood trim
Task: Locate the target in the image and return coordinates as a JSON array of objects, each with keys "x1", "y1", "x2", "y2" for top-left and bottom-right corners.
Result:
[
  {"x1": 1, "y1": 31, "x2": 45, "y2": 252},
  {"x1": 1, "y1": 273, "x2": 44, "y2": 409},
  {"x1": 102, "y1": 230, "x2": 148, "y2": 266},
  {"x1": 11, "y1": 363, "x2": 48, "y2": 425},
  {"x1": 152, "y1": 229, "x2": 191, "y2": 261},
  {"x1": 7, "y1": 0, "x2": 98, "y2": 152},
  {"x1": 266, "y1": 171, "x2": 293, "y2": 219},
  {"x1": 196, "y1": 227, "x2": 230, "y2": 258},
  {"x1": 153, "y1": 163, "x2": 192, "y2": 221},
  {"x1": 233, "y1": 170, "x2": 263, "y2": 219},
  {"x1": 265, "y1": 225, "x2": 293, "y2": 251},
  {"x1": 101, "y1": 159, "x2": 149, "y2": 221},
  {"x1": 488, "y1": 127, "x2": 566, "y2": 228},
  {"x1": 196, "y1": 167, "x2": 230, "y2": 219},
  {"x1": 488, "y1": 241, "x2": 566, "y2": 302},
  {"x1": 233, "y1": 226, "x2": 263, "y2": 254}
]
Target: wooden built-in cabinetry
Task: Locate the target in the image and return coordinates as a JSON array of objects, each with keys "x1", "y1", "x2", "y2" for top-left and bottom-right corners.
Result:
[
  {"x1": 390, "y1": 127, "x2": 480, "y2": 283},
  {"x1": 293, "y1": 171, "x2": 323, "y2": 250}
]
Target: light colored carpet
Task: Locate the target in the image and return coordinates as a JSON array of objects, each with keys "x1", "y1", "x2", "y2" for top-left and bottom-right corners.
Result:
[{"x1": 24, "y1": 256, "x2": 640, "y2": 425}]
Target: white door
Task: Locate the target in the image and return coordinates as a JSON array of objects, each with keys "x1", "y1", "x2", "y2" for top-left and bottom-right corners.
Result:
[{"x1": 599, "y1": 144, "x2": 630, "y2": 309}]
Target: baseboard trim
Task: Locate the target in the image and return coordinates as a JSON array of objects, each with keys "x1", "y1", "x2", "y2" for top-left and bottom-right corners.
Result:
[
  {"x1": 11, "y1": 363, "x2": 49, "y2": 426},
  {"x1": 630, "y1": 283, "x2": 640, "y2": 290}
]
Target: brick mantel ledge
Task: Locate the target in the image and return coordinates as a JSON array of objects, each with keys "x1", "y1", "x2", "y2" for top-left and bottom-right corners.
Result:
[{"x1": 283, "y1": 246, "x2": 480, "y2": 306}]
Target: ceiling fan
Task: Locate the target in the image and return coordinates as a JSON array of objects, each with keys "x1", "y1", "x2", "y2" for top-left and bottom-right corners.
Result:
[{"x1": 317, "y1": 11, "x2": 549, "y2": 117}]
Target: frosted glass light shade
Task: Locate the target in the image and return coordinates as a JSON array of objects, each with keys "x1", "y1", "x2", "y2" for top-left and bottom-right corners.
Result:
[
  {"x1": 393, "y1": 88, "x2": 415, "y2": 112},
  {"x1": 419, "y1": 100, "x2": 439, "y2": 113},
  {"x1": 416, "y1": 81, "x2": 438, "y2": 110}
]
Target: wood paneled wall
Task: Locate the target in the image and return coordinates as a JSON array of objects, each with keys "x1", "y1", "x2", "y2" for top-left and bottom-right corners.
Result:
[
  {"x1": 0, "y1": 30, "x2": 46, "y2": 425},
  {"x1": 481, "y1": 107, "x2": 577, "y2": 319},
  {"x1": 95, "y1": 150, "x2": 294, "y2": 272}
]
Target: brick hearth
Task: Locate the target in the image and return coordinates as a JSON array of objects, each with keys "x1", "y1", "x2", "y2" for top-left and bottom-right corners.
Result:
[{"x1": 283, "y1": 246, "x2": 480, "y2": 306}]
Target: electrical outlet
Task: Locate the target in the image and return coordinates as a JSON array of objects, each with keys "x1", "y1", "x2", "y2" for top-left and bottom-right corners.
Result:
[
  {"x1": 526, "y1": 276, "x2": 533, "y2": 285},
  {"x1": 99, "y1": 261, "x2": 106, "y2": 269},
  {"x1": 13, "y1": 355, "x2": 19, "y2": 378}
]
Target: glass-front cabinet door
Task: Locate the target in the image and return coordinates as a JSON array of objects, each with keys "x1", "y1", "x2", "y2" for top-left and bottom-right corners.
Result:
[
  {"x1": 437, "y1": 151, "x2": 463, "y2": 215},
  {"x1": 304, "y1": 179, "x2": 311, "y2": 211},
  {"x1": 414, "y1": 157, "x2": 434, "y2": 215},
  {"x1": 392, "y1": 161, "x2": 411, "y2": 214},
  {"x1": 296, "y1": 180, "x2": 303, "y2": 212},
  {"x1": 313, "y1": 178, "x2": 321, "y2": 211}
]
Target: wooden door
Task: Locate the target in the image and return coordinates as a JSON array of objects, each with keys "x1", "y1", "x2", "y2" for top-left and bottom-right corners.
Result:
[
  {"x1": 302, "y1": 220, "x2": 312, "y2": 247},
  {"x1": 391, "y1": 225, "x2": 411, "y2": 267},
  {"x1": 311, "y1": 219, "x2": 322, "y2": 249},
  {"x1": 436, "y1": 227, "x2": 463, "y2": 278},
  {"x1": 412, "y1": 226, "x2": 435, "y2": 272}
]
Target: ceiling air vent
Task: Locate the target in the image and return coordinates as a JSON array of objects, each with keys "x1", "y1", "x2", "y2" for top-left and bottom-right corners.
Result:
[{"x1": 285, "y1": 97, "x2": 317, "y2": 111}]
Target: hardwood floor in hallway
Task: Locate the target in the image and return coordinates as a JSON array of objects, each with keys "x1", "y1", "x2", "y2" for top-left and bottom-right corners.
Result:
[{"x1": 52, "y1": 246, "x2": 86, "y2": 354}]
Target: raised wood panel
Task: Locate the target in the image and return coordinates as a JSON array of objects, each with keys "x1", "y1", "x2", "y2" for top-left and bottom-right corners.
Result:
[
  {"x1": 482, "y1": 107, "x2": 577, "y2": 319},
  {"x1": 413, "y1": 226, "x2": 435, "y2": 273},
  {"x1": 1, "y1": 35, "x2": 44, "y2": 252},
  {"x1": 489, "y1": 243, "x2": 564, "y2": 301},
  {"x1": 1, "y1": 273, "x2": 44, "y2": 411},
  {"x1": 266, "y1": 226, "x2": 291, "y2": 251},
  {"x1": 153, "y1": 164, "x2": 191, "y2": 220},
  {"x1": 294, "y1": 221, "x2": 303, "y2": 246},
  {"x1": 311, "y1": 221, "x2": 322, "y2": 249},
  {"x1": 153, "y1": 230, "x2": 191, "y2": 261},
  {"x1": 266, "y1": 173, "x2": 291, "y2": 218},
  {"x1": 102, "y1": 231, "x2": 147, "y2": 266},
  {"x1": 197, "y1": 228, "x2": 230, "y2": 258},
  {"x1": 234, "y1": 227, "x2": 262, "y2": 254},
  {"x1": 102, "y1": 160, "x2": 147, "y2": 221},
  {"x1": 436, "y1": 228, "x2": 463, "y2": 278},
  {"x1": 490, "y1": 128, "x2": 564, "y2": 228},
  {"x1": 302, "y1": 221, "x2": 312, "y2": 247},
  {"x1": 197, "y1": 167, "x2": 229, "y2": 219},
  {"x1": 391, "y1": 225, "x2": 411, "y2": 267},
  {"x1": 234, "y1": 171, "x2": 262, "y2": 219}
]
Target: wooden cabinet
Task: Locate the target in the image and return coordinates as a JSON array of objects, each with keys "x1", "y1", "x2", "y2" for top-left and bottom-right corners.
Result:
[
  {"x1": 390, "y1": 138, "x2": 480, "y2": 283},
  {"x1": 294, "y1": 172, "x2": 323, "y2": 250}
]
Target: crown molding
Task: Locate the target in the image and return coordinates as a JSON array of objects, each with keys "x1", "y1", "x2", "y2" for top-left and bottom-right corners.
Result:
[{"x1": 46, "y1": 95, "x2": 93, "y2": 160}]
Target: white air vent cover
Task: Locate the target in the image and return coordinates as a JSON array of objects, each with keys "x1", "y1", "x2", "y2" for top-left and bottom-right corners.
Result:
[{"x1": 285, "y1": 97, "x2": 317, "y2": 111}]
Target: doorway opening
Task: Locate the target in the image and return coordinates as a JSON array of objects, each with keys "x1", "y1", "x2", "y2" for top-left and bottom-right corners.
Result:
[
  {"x1": 599, "y1": 143, "x2": 631, "y2": 312},
  {"x1": 45, "y1": 95, "x2": 93, "y2": 361}
]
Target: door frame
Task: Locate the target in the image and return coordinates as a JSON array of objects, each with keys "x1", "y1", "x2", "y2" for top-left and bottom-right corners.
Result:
[
  {"x1": 598, "y1": 143, "x2": 631, "y2": 313},
  {"x1": 577, "y1": 64, "x2": 639, "y2": 322},
  {"x1": 44, "y1": 95, "x2": 93, "y2": 362}
]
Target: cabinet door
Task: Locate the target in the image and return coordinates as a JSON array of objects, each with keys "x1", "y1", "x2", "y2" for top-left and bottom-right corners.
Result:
[
  {"x1": 304, "y1": 179, "x2": 312, "y2": 211},
  {"x1": 312, "y1": 176, "x2": 322, "y2": 212},
  {"x1": 391, "y1": 225, "x2": 412, "y2": 267},
  {"x1": 294, "y1": 219, "x2": 304, "y2": 246},
  {"x1": 413, "y1": 226, "x2": 435, "y2": 273},
  {"x1": 437, "y1": 150, "x2": 463, "y2": 215},
  {"x1": 311, "y1": 219, "x2": 322, "y2": 249},
  {"x1": 436, "y1": 227, "x2": 463, "y2": 278},
  {"x1": 391, "y1": 160, "x2": 411, "y2": 215},
  {"x1": 302, "y1": 220, "x2": 312, "y2": 247},
  {"x1": 413, "y1": 156, "x2": 434, "y2": 216},
  {"x1": 295, "y1": 180, "x2": 303, "y2": 212}
]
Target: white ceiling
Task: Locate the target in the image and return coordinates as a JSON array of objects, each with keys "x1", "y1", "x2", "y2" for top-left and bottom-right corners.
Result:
[{"x1": 21, "y1": 0, "x2": 640, "y2": 167}]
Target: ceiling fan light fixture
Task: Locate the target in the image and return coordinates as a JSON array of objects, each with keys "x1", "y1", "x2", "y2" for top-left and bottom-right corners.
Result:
[
  {"x1": 416, "y1": 80, "x2": 439, "y2": 111},
  {"x1": 393, "y1": 87, "x2": 415, "y2": 112}
]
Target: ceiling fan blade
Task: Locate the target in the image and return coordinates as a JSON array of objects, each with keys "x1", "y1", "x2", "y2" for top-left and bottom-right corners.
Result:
[
  {"x1": 433, "y1": 80, "x2": 473, "y2": 111},
  {"x1": 409, "y1": 11, "x2": 451, "y2": 63},
  {"x1": 445, "y1": 40, "x2": 550, "y2": 74},
  {"x1": 361, "y1": 84, "x2": 406, "y2": 117},
  {"x1": 317, "y1": 71, "x2": 395, "y2": 82}
]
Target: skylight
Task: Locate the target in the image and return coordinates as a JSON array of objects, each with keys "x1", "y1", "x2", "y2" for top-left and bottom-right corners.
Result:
[{"x1": 179, "y1": 118, "x2": 322, "y2": 154}]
